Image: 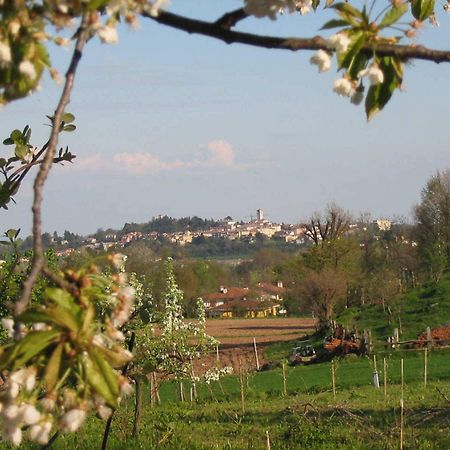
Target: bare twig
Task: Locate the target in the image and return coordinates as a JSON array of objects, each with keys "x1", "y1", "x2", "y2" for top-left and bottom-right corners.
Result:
[
  {"x1": 15, "y1": 16, "x2": 89, "y2": 317},
  {"x1": 144, "y1": 9, "x2": 450, "y2": 63},
  {"x1": 436, "y1": 387, "x2": 450, "y2": 405}
]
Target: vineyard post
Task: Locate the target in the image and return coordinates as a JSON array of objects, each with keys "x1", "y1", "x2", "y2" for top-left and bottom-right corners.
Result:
[
  {"x1": 253, "y1": 337, "x2": 260, "y2": 371},
  {"x1": 383, "y1": 357, "x2": 387, "y2": 401},
  {"x1": 424, "y1": 348, "x2": 428, "y2": 387},
  {"x1": 282, "y1": 362, "x2": 287, "y2": 397},
  {"x1": 331, "y1": 360, "x2": 336, "y2": 401}
]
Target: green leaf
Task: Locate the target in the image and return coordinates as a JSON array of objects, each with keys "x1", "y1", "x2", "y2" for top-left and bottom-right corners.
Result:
[
  {"x1": 0, "y1": 330, "x2": 60, "y2": 370},
  {"x1": 332, "y1": 3, "x2": 363, "y2": 18},
  {"x1": 379, "y1": 3, "x2": 409, "y2": 27},
  {"x1": 94, "y1": 344, "x2": 132, "y2": 368},
  {"x1": 84, "y1": 350, "x2": 119, "y2": 408},
  {"x1": 365, "y1": 57, "x2": 403, "y2": 120},
  {"x1": 62, "y1": 113, "x2": 75, "y2": 123},
  {"x1": 10, "y1": 130, "x2": 22, "y2": 142},
  {"x1": 15, "y1": 144, "x2": 29, "y2": 160},
  {"x1": 337, "y1": 32, "x2": 366, "y2": 71},
  {"x1": 41, "y1": 305, "x2": 81, "y2": 332},
  {"x1": 87, "y1": 0, "x2": 111, "y2": 10},
  {"x1": 5, "y1": 229, "x2": 18, "y2": 240},
  {"x1": 320, "y1": 19, "x2": 350, "y2": 29},
  {"x1": 3, "y1": 138, "x2": 14, "y2": 145},
  {"x1": 46, "y1": 288, "x2": 81, "y2": 318},
  {"x1": 411, "y1": 0, "x2": 435, "y2": 21},
  {"x1": 63, "y1": 124, "x2": 76, "y2": 132},
  {"x1": 44, "y1": 343, "x2": 63, "y2": 391}
]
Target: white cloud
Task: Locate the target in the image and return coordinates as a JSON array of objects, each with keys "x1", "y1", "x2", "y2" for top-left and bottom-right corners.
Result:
[
  {"x1": 69, "y1": 139, "x2": 239, "y2": 175},
  {"x1": 204, "y1": 140, "x2": 235, "y2": 167}
]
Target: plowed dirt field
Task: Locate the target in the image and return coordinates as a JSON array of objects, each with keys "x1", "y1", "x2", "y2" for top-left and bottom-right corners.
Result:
[{"x1": 203, "y1": 317, "x2": 316, "y2": 371}]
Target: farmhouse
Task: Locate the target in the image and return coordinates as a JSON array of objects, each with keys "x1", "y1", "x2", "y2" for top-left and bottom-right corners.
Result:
[{"x1": 202, "y1": 283, "x2": 284, "y2": 318}]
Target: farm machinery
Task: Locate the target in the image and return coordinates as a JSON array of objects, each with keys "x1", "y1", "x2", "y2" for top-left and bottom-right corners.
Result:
[
  {"x1": 323, "y1": 325, "x2": 366, "y2": 356},
  {"x1": 290, "y1": 345, "x2": 317, "y2": 365}
]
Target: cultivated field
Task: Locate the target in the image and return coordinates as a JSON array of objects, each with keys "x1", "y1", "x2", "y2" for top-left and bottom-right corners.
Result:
[{"x1": 204, "y1": 317, "x2": 316, "y2": 371}]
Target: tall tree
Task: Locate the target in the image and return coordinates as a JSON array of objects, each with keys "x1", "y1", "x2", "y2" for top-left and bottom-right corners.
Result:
[
  {"x1": 304, "y1": 204, "x2": 352, "y2": 246},
  {"x1": 414, "y1": 170, "x2": 450, "y2": 280}
]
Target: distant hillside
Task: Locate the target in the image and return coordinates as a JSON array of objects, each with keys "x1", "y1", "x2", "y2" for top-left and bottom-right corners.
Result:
[
  {"x1": 122, "y1": 215, "x2": 220, "y2": 235},
  {"x1": 338, "y1": 276, "x2": 450, "y2": 348}
]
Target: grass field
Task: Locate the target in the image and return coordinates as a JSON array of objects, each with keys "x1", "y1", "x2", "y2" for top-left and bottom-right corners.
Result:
[
  {"x1": 17, "y1": 348, "x2": 450, "y2": 449},
  {"x1": 14, "y1": 282, "x2": 450, "y2": 449}
]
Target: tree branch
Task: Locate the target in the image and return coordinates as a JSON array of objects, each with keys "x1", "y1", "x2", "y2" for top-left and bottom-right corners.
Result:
[
  {"x1": 15, "y1": 16, "x2": 89, "y2": 318},
  {"x1": 144, "y1": 9, "x2": 450, "y2": 63},
  {"x1": 214, "y1": 8, "x2": 249, "y2": 30}
]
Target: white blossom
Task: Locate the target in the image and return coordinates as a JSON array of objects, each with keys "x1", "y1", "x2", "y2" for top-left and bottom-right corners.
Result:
[
  {"x1": 60, "y1": 408, "x2": 86, "y2": 433},
  {"x1": 358, "y1": 64, "x2": 384, "y2": 85},
  {"x1": 333, "y1": 77, "x2": 354, "y2": 97},
  {"x1": 119, "y1": 378, "x2": 134, "y2": 397},
  {"x1": 32, "y1": 322, "x2": 47, "y2": 331},
  {"x1": 1, "y1": 317, "x2": 14, "y2": 338},
  {"x1": 97, "y1": 405, "x2": 112, "y2": 420},
  {"x1": 4, "y1": 425, "x2": 22, "y2": 446},
  {"x1": 98, "y1": 26, "x2": 119, "y2": 45},
  {"x1": 8, "y1": 21, "x2": 20, "y2": 36},
  {"x1": 0, "y1": 42, "x2": 12, "y2": 66},
  {"x1": 328, "y1": 33, "x2": 351, "y2": 54},
  {"x1": 20, "y1": 404, "x2": 40, "y2": 425},
  {"x1": 19, "y1": 61, "x2": 37, "y2": 79},
  {"x1": 148, "y1": 0, "x2": 170, "y2": 17},
  {"x1": 110, "y1": 253, "x2": 127, "y2": 269},
  {"x1": 29, "y1": 421, "x2": 52, "y2": 445},
  {"x1": 4, "y1": 404, "x2": 20, "y2": 420},
  {"x1": 8, "y1": 382, "x2": 20, "y2": 399},
  {"x1": 296, "y1": 0, "x2": 312, "y2": 15},
  {"x1": 310, "y1": 50, "x2": 331, "y2": 73}
]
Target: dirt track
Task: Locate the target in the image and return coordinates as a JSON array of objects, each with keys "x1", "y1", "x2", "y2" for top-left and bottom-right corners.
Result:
[{"x1": 202, "y1": 317, "x2": 316, "y2": 372}]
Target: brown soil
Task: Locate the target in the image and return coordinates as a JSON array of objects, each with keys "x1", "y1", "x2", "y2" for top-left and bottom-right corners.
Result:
[{"x1": 199, "y1": 317, "x2": 316, "y2": 372}]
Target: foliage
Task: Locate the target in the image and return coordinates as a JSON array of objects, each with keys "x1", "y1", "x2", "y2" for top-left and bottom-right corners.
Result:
[
  {"x1": 415, "y1": 169, "x2": 450, "y2": 280},
  {"x1": 0, "y1": 253, "x2": 136, "y2": 446},
  {"x1": 1, "y1": 119, "x2": 76, "y2": 209},
  {"x1": 133, "y1": 258, "x2": 219, "y2": 381}
]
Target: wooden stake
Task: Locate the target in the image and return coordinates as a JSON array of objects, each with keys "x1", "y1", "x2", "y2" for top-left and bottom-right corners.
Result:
[
  {"x1": 424, "y1": 348, "x2": 428, "y2": 387},
  {"x1": 154, "y1": 373, "x2": 161, "y2": 405},
  {"x1": 400, "y1": 398, "x2": 404, "y2": 450},
  {"x1": 372, "y1": 354, "x2": 380, "y2": 388},
  {"x1": 239, "y1": 358, "x2": 245, "y2": 414},
  {"x1": 253, "y1": 337, "x2": 260, "y2": 371},
  {"x1": 282, "y1": 362, "x2": 287, "y2": 397},
  {"x1": 426, "y1": 327, "x2": 432, "y2": 350},
  {"x1": 178, "y1": 381, "x2": 185, "y2": 402},
  {"x1": 191, "y1": 363, "x2": 197, "y2": 400},
  {"x1": 383, "y1": 358, "x2": 387, "y2": 401},
  {"x1": 216, "y1": 344, "x2": 220, "y2": 364},
  {"x1": 401, "y1": 358, "x2": 404, "y2": 399},
  {"x1": 265, "y1": 430, "x2": 271, "y2": 450},
  {"x1": 133, "y1": 377, "x2": 143, "y2": 438},
  {"x1": 331, "y1": 360, "x2": 336, "y2": 401},
  {"x1": 150, "y1": 372, "x2": 155, "y2": 407}
]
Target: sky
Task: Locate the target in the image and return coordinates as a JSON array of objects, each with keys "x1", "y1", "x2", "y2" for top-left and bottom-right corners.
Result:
[{"x1": 1, "y1": 0, "x2": 450, "y2": 235}]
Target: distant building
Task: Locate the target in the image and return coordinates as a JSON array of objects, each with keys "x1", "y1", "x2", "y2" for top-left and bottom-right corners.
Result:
[
  {"x1": 257, "y1": 208, "x2": 264, "y2": 222},
  {"x1": 376, "y1": 219, "x2": 392, "y2": 231},
  {"x1": 202, "y1": 282, "x2": 286, "y2": 318}
]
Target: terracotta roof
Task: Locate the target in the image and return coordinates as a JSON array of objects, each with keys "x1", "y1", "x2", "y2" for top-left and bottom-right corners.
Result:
[
  {"x1": 203, "y1": 287, "x2": 249, "y2": 301},
  {"x1": 209, "y1": 298, "x2": 280, "y2": 312},
  {"x1": 257, "y1": 282, "x2": 286, "y2": 295}
]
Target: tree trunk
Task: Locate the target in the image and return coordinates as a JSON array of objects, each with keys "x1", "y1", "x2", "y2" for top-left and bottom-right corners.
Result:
[{"x1": 133, "y1": 377, "x2": 143, "y2": 438}]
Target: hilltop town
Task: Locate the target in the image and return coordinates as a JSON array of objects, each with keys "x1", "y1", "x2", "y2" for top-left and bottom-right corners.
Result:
[{"x1": 30, "y1": 208, "x2": 403, "y2": 259}]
